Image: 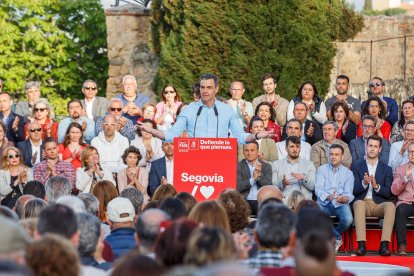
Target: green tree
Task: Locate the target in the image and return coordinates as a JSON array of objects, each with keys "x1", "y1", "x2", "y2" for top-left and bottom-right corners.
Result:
[
  {"x1": 151, "y1": 0, "x2": 363, "y2": 102},
  {"x1": 0, "y1": 0, "x2": 107, "y2": 116}
]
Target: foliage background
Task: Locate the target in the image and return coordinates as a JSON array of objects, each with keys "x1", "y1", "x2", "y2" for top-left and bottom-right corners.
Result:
[
  {"x1": 151, "y1": 0, "x2": 364, "y2": 103},
  {"x1": 0, "y1": 0, "x2": 108, "y2": 116}
]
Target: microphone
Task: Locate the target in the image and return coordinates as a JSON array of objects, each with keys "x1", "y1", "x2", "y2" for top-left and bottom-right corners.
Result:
[
  {"x1": 193, "y1": 106, "x2": 203, "y2": 137},
  {"x1": 214, "y1": 106, "x2": 219, "y2": 138}
]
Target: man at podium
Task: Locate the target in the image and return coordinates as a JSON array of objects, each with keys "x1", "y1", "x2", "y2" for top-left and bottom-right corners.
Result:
[{"x1": 138, "y1": 73, "x2": 272, "y2": 143}]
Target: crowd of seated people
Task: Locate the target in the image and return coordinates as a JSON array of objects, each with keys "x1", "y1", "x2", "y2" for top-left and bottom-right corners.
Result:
[{"x1": 0, "y1": 72, "x2": 413, "y2": 276}]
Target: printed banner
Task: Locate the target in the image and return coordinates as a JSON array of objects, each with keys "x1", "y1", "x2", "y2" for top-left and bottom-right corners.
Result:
[{"x1": 174, "y1": 138, "x2": 237, "y2": 201}]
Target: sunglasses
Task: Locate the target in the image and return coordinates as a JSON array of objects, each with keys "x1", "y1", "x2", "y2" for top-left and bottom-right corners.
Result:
[
  {"x1": 163, "y1": 90, "x2": 176, "y2": 94},
  {"x1": 34, "y1": 108, "x2": 47, "y2": 112},
  {"x1": 110, "y1": 107, "x2": 122, "y2": 112},
  {"x1": 29, "y1": 128, "x2": 42, "y2": 133},
  {"x1": 8, "y1": 154, "x2": 20, "y2": 159},
  {"x1": 84, "y1": 86, "x2": 97, "y2": 90},
  {"x1": 369, "y1": 82, "x2": 383, "y2": 88}
]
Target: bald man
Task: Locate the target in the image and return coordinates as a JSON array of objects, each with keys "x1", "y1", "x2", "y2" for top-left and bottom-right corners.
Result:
[{"x1": 257, "y1": 185, "x2": 283, "y2": 205}]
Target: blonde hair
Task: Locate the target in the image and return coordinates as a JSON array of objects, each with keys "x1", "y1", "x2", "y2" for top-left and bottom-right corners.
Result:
[
  {"x1": 188, "y1": 201, "x2": 231, "y2": 233},
  {"x1": 31, "y1": 98, "x2": 55, "y2": 119},
  {"x1": 80, "y1": 146, "x2": 98, "y2": 167},
  {"x1": 286, "y1": 190, "x2": 306, "y2": 212},
  {"x1": 1, "y1": 147, "x2": 24, "y2": 169}
]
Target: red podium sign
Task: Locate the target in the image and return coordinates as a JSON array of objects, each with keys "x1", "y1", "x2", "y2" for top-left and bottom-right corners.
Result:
[{"x1": 174, "y1": 138, "x2": 237, "y2": 201}]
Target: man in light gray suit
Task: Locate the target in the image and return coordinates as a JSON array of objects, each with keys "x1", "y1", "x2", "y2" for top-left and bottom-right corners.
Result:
[
  {"x1": 80, "y1": 79, "x2": 109, "y2": 121},
  {"x1": 237, "y1": 141, "x2": 272, "y2": 216},
  {"x1": 272, "y1": 136, "x2": 315, "y2": 201},
  {"x1": 349, "y1": 115, "x2": 390, "y2": 165}
]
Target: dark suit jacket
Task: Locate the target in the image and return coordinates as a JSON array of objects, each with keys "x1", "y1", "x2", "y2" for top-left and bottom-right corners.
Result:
[
  {"x1": 17, "y1": 139, "x2": 43, "y2": 168},
  {"x1": 351, "y1": 159, "x2": 394, "y2": 205},
  {"x1": 0, "y1": 112, "x2": 24, "y2": 144},
  {"x1": 81, "y1": 97, "x2": 109, "y2": 121},
  {"x1": 349, "y1": 137, "x2": 390, "y2": 165},
  {"x1": 237, "y1": 159, "x2": 272, "y2": 198},
  {"x1": 339, "y1": 121, "x2": 357, "y2": 145},
  {"x1": 148, "y1": 156, "x2": 167, "y2": 196},
  {"x1": 281, "y1": 119, "x2": 322, "y2": 145}
]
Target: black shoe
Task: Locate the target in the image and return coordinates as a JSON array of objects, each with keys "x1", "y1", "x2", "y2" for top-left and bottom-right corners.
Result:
[
  {"x1": 379, "y1": 241, "x2": 391, "y2": 256},
  {"x1": 356, "y1": 241, "x2": 366, "y2": 256}
]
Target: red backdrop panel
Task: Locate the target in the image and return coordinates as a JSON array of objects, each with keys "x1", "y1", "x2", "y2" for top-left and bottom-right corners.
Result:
[{"x1": 174, "y1": 138, "x2": 237, "y2": 201}]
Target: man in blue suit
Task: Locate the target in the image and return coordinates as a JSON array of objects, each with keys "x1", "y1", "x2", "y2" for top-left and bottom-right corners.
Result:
[
  {"x1": 148, "y1": 141, "x2": 174, "y2": 196},
  {"x1": 351, "y1": 135, "x2": 395, "y2": 256},
  {"x1": 17, "y1": 121, "x2": 43, "y2": 167},
  {"x1": 349, "y1": 115, "x2": 390, "y2": 165},
  {"x1": 0, "y1": 92, "x2": 25, "y2": 144}
]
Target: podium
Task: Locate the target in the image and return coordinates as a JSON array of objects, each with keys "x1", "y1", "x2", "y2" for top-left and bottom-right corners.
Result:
[{"x1": 174, "y1": 138, "x2": 237, "y2": 201}]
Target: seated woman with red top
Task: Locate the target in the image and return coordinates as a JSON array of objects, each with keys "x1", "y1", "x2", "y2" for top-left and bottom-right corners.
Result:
[
  {"x1": 357, "y1": 96, "x2": 391, "y2": 142},
  {"x1": 252, "y1": 102, "x2": 281, "y2": 142},
  {"x1": 58, "y1": 122, "x2": 87, "y2": 170},
  {"x1": 23, "y1": 98, "x2": 58, "y2": 141},
  {"x1": 331, "y1": 101, "x2": 357, "y2": 145}
]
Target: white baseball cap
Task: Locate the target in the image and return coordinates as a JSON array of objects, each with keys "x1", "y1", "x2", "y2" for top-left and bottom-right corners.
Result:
[{"x1": 107, "y1": 197, "x2": 135, "y2": 223}]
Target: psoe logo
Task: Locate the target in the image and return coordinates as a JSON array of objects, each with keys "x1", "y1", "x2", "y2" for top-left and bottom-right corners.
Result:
[
  {"x1": 189, "y1": 139, "x2": 199, "y2": 150},
  {"x1": 178, "y1": 140, "x2": 189, "y2": 151}
]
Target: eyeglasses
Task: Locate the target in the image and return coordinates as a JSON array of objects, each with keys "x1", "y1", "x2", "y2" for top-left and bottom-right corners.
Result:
[
  {"x1": 8, "y1": 154, "x2": 20, "y2": 159},
  {"x1": 408, "y1": 151, "x2": 414, "y2": 155},
  {"x1": 368, "y1": 105, "x2": 379, "y2": 108},
  {"x1": 110, "y1": 107, "x2": 122, "y2": 112},
  {"x1": 103, "y1": 123, "x2": 117, "y2": 127},
  {"x1": 163, "y1": 90, "x2": 176, "y2": 95},
  {"x1": 369, "y1": 82, "x2": 383, "y2": 88},
  {"x1": 29, "y1": 128, "x2": 42, "y2": 133},
  {"x1": 34, "y1": 108, "x2": 47, "y2": 112},
  {"x1": 83, "y1": 86, "x2": 97, "y2": 90},
  {"x1": 362, "y1": 125, "x2": 375, "y2": 129}
]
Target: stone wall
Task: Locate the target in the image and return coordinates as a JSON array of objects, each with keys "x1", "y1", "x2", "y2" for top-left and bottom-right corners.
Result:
[
  {"x1": 105, "y1": 4, "x2": 157, "y2": 101},
  {"x1": 328, "y1": 15, "x2": 414, "y2": 104}
]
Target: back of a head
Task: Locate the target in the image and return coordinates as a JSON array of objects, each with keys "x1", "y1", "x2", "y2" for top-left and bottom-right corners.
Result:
[
  {"x1": 76, "y1": 212, "x2": 101, "y2": 257},
  {"x1": 255, "y1": 202, "x2": 293, "y2": 249},
  {"x1": 175, "y1": 192, "x2": 197, "y2": 214},
  {"x1": 0, "y1": 206, "x2": 18, "y2": 221},
  {"x1": 37, "y1": 204, "x2": 78, "y2": 239},
  {"x1": 111, "y1": 250, "x2": 164, "y2": 276},
  {"x1": 159, "y1": 198, "x2": 187, "y2": 220},
  {"x1": 295, "y1": 232, "x2": 336, "y2": 276},
  {"x1": 23, "y1": 180, "x2": 45, "y2": 199},
  {"x1": 92, "y1": 180, "x2": 119, "y2": 221},
  {"x1": 45, "y1": 176, "x2": 71, "y2": 204},
  {"x1": 152, "y1": 184, "x2": 177, "y2": 201},
  {"x1": 14, "y1": 195, "x2": 35, "y2": 219},
  {"x1": 286, "y1": 190, "x2": 306, "y2": 211},
  {"x1": 295, "y1": 208, "x2": 334, "y2": 241},
  {"x1": 135, "y1": 209, "x2": 170, "y2": 251},
  {"x1": 77, "y1": 193, "x2": 99, "y2": 217},
  {"x1": 218, "y1": 191, "x2": 250, "y2": 233},
  {"x1": 56, "y1": 195, "x2": 86, "y2": 213},
  {"x1": 120, "y1": 188, "x2": 144, "y2": 215},
  {"x1": 257, "y1": 186, "x2": 283, "y2": 205},
  {"x1": 188, "y1": 201, "x2": 231, "y2": 233},
  {"x1": 184, "y1": 227, "x2": 237, "y2": 267},
  {"x1": 25, "y1": 234, "x2": 80, "y2": 276},
  {"x1": 154, "y1": 219, "x2": 198, "y2": 268},
  {"x1": 22, "y1": 198, "x2": 47, "y2": 219},
  {"x1": 0, "y1": 216, "x2": 30, "y2": 257}
]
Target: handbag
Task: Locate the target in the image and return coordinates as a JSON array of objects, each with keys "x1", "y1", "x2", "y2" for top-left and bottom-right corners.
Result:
[{"x1": 1, "y1": 188, "x2": 22, "y2": 208}]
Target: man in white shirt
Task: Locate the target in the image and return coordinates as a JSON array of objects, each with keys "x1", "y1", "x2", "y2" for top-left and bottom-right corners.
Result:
[
  {"x1": 389, "y1": 120, "x2": 414, "y2": 172},
  {"x1": 277, "y1": 118, "x2": 311, "y2": 160},
  {"x1": 351, "y1": 135, "x2": 395, "y2": 256},
  {"x1": 227, "y1": 81, "x2": 253, "y2": 130},
  {"x1": 237, "y1": 141, "x2": 272, "y2": 215},
  {"x1": 91, "y1": 114, "x2": 129, "y2": 173},
  {"x1": 80, "y1": 80, "x2": 108, "y2": 121},
  {"x1": 272, "y1": 136, "x2": 315, "y2": 201},
  {"x1": 17, "y1": 121, "x2": 43, "y2": 167}
]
